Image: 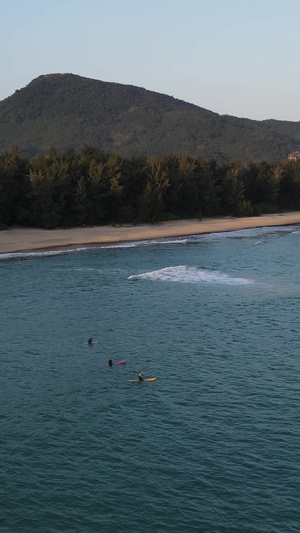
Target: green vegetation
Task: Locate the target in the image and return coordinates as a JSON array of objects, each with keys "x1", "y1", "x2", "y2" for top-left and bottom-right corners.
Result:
[
  {"x1": 1, "y1": 74, "x2": 300, "y2": 162},
  {"x1": 1, "y1": 146, "x2": 300, "y2": 229}
]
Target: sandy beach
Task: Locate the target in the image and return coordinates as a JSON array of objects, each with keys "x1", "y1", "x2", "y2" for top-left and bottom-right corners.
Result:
[{"x1": 1, "y1": 212, "x2": 300, "y2": 254}]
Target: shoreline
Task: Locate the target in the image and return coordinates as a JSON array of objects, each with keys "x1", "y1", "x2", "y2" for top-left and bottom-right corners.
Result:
[{"x1": 1, "y1": 212, "x2": 300, "y2": 254}]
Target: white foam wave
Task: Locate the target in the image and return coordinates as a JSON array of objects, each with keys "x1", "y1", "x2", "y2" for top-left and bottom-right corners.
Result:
[
  {"x1": 103, "y1": 238, "x2": 189, "y2": 249},
  {"x1": 0, "y1": 249, "x2": 76, "y2": 261},
  {"x1": 128, "y1": 265, "x2": 254, "y2": 285},
  {"x1": 103, "y1": 242, "x2": 142, "y2": 249},
  {"x1": 111, "y1": 225, "x2": 299, "y2": 248},
  {"x1": 149, "y1": 238, "x2": 189, "y2": 245},
  {"x1": 201, "y1": 225, "x2": 299, "y2": 241}
]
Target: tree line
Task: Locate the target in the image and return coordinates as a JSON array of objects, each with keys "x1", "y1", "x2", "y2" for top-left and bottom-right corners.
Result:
[{"x1": 1, "y1": 146, "x2": 300, "y2": 229}]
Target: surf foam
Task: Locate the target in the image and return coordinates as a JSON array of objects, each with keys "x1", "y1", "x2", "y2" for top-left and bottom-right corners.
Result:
[{"x1": 128, "y1": 265, "x2": 254, "y2": 285}]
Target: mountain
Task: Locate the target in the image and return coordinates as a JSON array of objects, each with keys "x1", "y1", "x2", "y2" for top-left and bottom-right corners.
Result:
[{"x1": 1, "y1": 73, "x2": 300, "y2": 163}]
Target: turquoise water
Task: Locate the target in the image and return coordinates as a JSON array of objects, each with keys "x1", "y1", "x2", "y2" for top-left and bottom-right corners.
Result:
[{"x1": 1, "y1": 226, "x2": 300, "y2": 532}]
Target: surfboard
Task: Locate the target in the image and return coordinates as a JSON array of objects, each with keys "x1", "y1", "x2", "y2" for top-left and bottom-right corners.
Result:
[
  {"x1": 128, "y1": 378, "x2": 156, "y2": 382},
  {"x1": 115, "y1": 360, "x2": 126, "y2": 365}
]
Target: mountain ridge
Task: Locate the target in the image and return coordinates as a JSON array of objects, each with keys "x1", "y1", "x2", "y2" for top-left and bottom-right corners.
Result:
[{"x1": 1, "y1": 73, "x2": 300, "y2": 162}]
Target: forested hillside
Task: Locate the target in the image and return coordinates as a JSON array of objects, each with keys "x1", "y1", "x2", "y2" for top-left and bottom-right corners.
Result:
[
  {"x1": 1, "y1": 74, "x2": 300, "y2": 162},
  {"x1": 2, "y1": 146, "x2": 300, "y2": 229}
]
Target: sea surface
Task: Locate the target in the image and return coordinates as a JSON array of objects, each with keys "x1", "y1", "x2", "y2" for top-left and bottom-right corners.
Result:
[{"x1": 1, "y1": 225, "x2": 300, "y2": 532}]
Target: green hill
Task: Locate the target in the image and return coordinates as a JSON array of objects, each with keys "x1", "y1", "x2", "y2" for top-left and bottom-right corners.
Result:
[{"x1": 1, "y1": 73, "x2": 300, "y2": 162}]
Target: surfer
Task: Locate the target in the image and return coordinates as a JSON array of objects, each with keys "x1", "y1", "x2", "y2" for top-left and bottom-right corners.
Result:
[
  {"x1": 108, "y1": 357, "x2": 113, "y2": 367},
  {"x1": 88, "y1": 337, "x2": 94, "y2": 344},
  {"x1": 138, "y1": 371, "x2": 143, "y2": 382}
]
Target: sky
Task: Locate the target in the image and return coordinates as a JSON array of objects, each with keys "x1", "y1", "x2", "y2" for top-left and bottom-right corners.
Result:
[{"x1": 0, "y1": 0, "x2": 299, "y2": 121}]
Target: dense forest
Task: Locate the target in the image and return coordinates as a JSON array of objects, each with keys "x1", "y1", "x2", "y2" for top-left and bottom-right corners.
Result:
[{"x1": 1, "y1": 146, "x2": 300, "y2": 230}]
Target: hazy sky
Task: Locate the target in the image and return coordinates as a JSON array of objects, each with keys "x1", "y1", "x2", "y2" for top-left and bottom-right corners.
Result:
[{"x1": 0, "y1": 0, "x2": 299, "y2": 121}]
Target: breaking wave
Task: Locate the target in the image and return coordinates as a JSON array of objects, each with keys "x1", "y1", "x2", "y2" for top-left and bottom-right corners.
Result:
[{"x1": 128, "y1": 265, "x2": 254, "y2": 285}]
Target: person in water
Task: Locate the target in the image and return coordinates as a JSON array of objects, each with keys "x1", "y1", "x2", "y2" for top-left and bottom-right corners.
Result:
[
  {"x1": 88, "y1": 337, "x2": 94, "y2": 344},
  {"x1": 108, "y1": 358, "x2": 113, "y2": 367},
  {"x1": 138, "y1": 371, "x2": 143, "y2": 382}
]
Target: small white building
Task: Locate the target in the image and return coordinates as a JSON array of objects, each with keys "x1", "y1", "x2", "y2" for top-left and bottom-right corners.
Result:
[{"x1": 288, "y1": 151, "x2": 300, "y2": 160}]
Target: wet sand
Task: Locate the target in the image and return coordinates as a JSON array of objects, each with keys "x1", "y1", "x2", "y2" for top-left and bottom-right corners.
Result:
[{"x1": 1, "y1": 212, "x2": 300, "y2": 254}]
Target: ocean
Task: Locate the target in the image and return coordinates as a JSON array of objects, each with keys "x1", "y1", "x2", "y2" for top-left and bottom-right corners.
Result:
[{"x1": 1, "y1": 225, "x2": 300, "y2": 532}]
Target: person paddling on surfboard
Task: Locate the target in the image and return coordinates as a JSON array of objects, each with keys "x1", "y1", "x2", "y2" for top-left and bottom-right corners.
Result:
[
  {"x1": 138, "y1": 371, "x2": 143, "y2": 382},
  {"x1": 108, "y1": 357, "x2": 113, "y2": 367},
  {"x1": 88, "y1": 337, "x2": 94, "y2": 344}
]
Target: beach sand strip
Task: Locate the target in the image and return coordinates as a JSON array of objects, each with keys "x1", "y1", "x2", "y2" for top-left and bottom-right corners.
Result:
[{"x1": 1, "y1": 212, "x2": 300, "y2": 254}]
